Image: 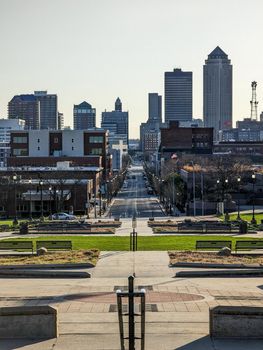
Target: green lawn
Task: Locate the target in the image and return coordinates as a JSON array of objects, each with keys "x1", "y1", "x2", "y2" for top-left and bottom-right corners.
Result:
[
  {"x1": 227, "y1": 213, "x2": 263, "y2": 224},
  {"x1": 4, "y1": 235, "x2": 263, "y2": 251}
]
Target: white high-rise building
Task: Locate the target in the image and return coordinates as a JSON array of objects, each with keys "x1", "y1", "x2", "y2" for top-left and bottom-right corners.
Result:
[
  {"x1": 203, "y1": 46, "x2": 232, "y2": 140},
  {"x1": 0, "y1": 119, "x2": 25, "y2": 167}
]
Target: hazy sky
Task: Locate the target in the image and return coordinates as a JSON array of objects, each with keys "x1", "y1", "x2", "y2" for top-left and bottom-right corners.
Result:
[{"x1": 1, "y1": 0, "x2": 263, "y2": 137}]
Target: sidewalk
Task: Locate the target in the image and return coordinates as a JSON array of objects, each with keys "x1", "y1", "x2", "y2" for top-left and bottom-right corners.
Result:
[{"x1": 0, "y1": 251, "x2": 263, "y2": 349}]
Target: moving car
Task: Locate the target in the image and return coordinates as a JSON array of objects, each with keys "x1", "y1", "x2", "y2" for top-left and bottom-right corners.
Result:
[{"x1": 52, "y1": 212, "x2": 77, "y2": 220}]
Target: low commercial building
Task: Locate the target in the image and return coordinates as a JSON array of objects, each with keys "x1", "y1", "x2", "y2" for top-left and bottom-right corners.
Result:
[
  {"x1": 0, "y1": 162, "x2": 101, "y2": 218},
  {"x1": 159, "y1": 121, "x2": 213, "y2": 160}
]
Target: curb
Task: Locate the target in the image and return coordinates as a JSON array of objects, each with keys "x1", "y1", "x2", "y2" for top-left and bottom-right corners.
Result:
[
  {"x1": 170, "y1": 262, "x2": 263, "y2": 269},
  {"x1": 0, "y1": 263, "x2": 95, "y2": 270},
  {"x1": 0, "y1": 269, "x2": 91, "y2": 278},
  {"x1": 175, "y1": 269, "x2": 263, "y2": 278}
]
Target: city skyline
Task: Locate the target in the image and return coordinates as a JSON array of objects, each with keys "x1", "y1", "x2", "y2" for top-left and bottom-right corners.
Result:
[{"x1": 1, "y1": 0, "x2": 263, "y2": 137}]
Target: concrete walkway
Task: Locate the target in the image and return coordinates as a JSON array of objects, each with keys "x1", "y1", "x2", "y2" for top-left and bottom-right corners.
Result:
[{"x1": 0, "y1": 251, "x2": 263, "y2": 349}]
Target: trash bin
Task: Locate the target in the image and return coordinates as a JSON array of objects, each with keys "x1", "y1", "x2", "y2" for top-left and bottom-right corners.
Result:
[
  {"x1": 19, "y1": 222, "x2": 28, "y2": 235},
  {"x1": 239, "y1": 220, "x2": 248, "y2": 234}
]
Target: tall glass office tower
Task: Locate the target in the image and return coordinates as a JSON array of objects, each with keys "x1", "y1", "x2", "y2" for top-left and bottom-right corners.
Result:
[{"x1": 203, "y1": 46, "x2": 232, "y2": 140}]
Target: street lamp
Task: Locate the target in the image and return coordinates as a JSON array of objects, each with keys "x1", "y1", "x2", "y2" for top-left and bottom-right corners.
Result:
[
  {"x1": 251, "y1": 174, "x2": 257, "y2": 225},
  {"x1": 39, "y1": 180, "x2": 44, "y2": 221},
  {"x1": 29, "y1": 179, "x2": 32, "y2": 221},
  {"x1": 13, "y1": 174, "x2": 18, "y2": 225},
  {"x1": 237, "y1": 177, "x2": 241, "y2": 220},
  {"x1": 55, "y1": 189, "x2": 59, "y2": 213},
  {"x1": 216, "y1": 179, "x2": 220, "y2": 215},
  {"x1": 224, "y1": 179, "x2": 229, "y2": 220},
  {"x1": 49, "y1": 186, "x2": 52, "y2": 217}
]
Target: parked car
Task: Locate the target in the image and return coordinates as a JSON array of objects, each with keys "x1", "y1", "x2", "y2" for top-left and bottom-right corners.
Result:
[{"x1": 52, "y1": 212, "x2": 77, "y2": 220}]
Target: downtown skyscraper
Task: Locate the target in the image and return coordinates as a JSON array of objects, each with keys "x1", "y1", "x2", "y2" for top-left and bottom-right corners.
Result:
[
  {"x1": 203, "y1": 46, "x2": 232, "y2": 140},
  {"x1": 164, "y1": 68, "x2": 192, "y2": 123}
]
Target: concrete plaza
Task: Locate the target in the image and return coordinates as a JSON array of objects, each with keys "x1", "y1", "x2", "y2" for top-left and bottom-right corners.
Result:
[{"x1": 0, "y1": 251, "x2": 263, "y2": 349}]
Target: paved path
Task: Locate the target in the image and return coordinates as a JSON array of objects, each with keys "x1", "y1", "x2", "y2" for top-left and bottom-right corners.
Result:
[{"x1": 1, "y1": 251, "x2": 263, "y2": 349}]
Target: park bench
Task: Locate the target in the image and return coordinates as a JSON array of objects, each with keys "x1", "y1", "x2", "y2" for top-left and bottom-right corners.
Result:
[
  {"x1": 204, "y1": 223, "x2": 232, "y2": 233},
  {"x1": 37, "y1": 223, "x2": 68, "y2": 232},
  {"x1": 235, "y1": 240, "x2": 263, "y2": 252},
  {"x1": 36, "y1": 240, "x2": 72, "y2": 251},
  {"x1": 178, "y1": 223, "x2": 203, "y2": 232},
  {"x1": 196, "y1": 240, "x2": 232, "y2": 251},
  {"x1": 0, "y1": 241, "x2": 33, "y2": 254}
]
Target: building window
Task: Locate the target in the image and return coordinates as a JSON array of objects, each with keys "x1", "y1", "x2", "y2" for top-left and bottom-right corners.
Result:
[
  {"x1": 37, "y1": 146, "x2": 40, "y2": 151},
  {"x1": 54, "y1": 137, "x2": 59, "y2": 143},
  {"x1": 72, "y1": 146, "x2": 74, "y2": 151},
  {"x1": 13, "y1": 136, "x2": 27, "y2": 143},
  {"x1": 89, "y1": 136, "x2": 103, "y2": 143},
  {"x1": 13, "y1": 148, "x2": 27, "y2": 156},
  {"x1": 90, "y1": 148, "x2": 103, "y2": 155},
  {"x1": 37, "y1": 139, "x2": 40, "y2": 143},
  {"x1": 72, "y1": 139, "x2": 74, "y2": 143}
]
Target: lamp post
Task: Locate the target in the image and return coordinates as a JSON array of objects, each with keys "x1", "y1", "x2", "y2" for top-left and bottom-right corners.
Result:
[
  {"x1": 55, "y1": 189, "x2": 59, "y2": 213},
  {"x1": 216, "y1": 179, "x2": 220, "y2": 215},
  {"x1": 49, "y1": 186, "x2": 52, "y2": 217},
  {"x1": 224, "y1": 179, "x2": 229, "y2": 221},
  {"x1": 251, "y1": 174, "x2": 256, "y2": 225},
  {"x1": 13, "y1": 174, "x2": 18, "y2": 225},
  {"x1": 29, "y1": 179, "x2": 32, "y2": 221},
  {"x1": 39, "y1": 180, "x2": 44, "y2": 221},
  {"x1": 190, "y1": 161, "x2": 196, "y2": 217},
  {"x1": 237, "y1": 177, "x2": 241, "y2": 220}
]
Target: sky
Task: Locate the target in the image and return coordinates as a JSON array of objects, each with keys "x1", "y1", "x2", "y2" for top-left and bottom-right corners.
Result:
[{"x1": 0, "y1": 0, "x2": 263, "y2": 138}]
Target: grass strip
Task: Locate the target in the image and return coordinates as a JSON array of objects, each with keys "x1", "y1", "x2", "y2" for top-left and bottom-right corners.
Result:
[{"x1": 3, "y1": 235, "x2": 263, "y2": 251}]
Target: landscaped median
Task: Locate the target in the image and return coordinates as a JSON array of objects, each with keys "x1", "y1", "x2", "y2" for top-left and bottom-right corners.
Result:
[
  {"x1": 2, "y1": 235, "x2": 263, "y2": 251},
  {"x1": 0, "y1": 249, "x2": 100, "y2": 278}
]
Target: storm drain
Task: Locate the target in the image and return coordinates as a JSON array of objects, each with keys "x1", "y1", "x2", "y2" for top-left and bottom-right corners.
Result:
[
  {"x1": 109, "y1": 303, "x2": 158, "y2": 312},
  {"x1": 113, "y1": 285, "x2": 153, "y2": 292}
]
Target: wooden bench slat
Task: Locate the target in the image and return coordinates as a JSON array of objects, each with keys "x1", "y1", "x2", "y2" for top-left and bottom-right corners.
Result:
[
  {"x1": 0, "y1": 241, "x2": 33, "y2": 253},
  {"x1": 235, "y1": 240, "x2": 263, "y2": 251},
  {"x1": 36, "y1": 241, "x2": 72, "y2": 250},
  {"x1": 196, "y1": 240, "x2": 232, "y2": 250}
]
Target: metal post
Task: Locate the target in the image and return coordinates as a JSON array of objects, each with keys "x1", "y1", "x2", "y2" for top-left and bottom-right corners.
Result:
[
  {"x1": 201, "y1": 172, "x2": 204, "y2": 216},
  {"x1": 49, "y1": 186, "x2": 52, "y2": 216},
  {"x1": 193, "y1": 164, "x2": 196, "y2": 216},
  {"x1": 251, "y1": 174, "x2": 256, "y2": 224},
  {"x1": 40, "y1": 180, "x2": 44, "y2": 221},
  {"x1": 237, "y1": 177, "x2": 241, "y2": 220},
  {"x1": 13, "y1": 174, "x2": 18, "y2": 225},
  {"x1": 117, "y1": 292, "x2": 125, "y2": 350},
  {"x1": 128, "y1": 275, "x2": 135, "y2": 350},
  {"x1": 29, "y1": 179, "x2": 32, "y2": 221}
]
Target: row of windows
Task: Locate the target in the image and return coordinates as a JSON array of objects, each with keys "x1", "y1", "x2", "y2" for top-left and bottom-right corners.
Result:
[
  {"x1": 74, "y1": 109, "x2": 95, "y2": 114},
  {"x1": 13, "y1": 148, "x2": 27, "y2": 156},
  {"x1": 13, "y1": 136, "x2": 27, "y2": 143},
  {"x1": 89, "y1": 136, "x2": 104, "y2": 143}
]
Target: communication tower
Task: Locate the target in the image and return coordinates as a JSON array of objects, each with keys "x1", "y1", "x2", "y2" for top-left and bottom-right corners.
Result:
[{"x1": 250, "y1": 81, "x2": 259, "y2": 120}]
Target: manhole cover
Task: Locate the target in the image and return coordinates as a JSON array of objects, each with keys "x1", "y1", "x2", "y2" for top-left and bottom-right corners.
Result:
[
  {"x1": 64, "y1": 291, "x2": 204, "y2": 303},
  {"x1": 109, "y1": 304, "x2": 158, "y2": 313}
]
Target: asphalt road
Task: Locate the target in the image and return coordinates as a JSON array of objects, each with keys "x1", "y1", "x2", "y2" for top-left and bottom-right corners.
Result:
[{"x1": 107, "y1": 165, "x2": 165, "y2": 218}]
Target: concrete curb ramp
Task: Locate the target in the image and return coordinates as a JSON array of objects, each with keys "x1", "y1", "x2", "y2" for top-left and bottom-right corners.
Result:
[
  {"x1": 0, "y1": 269, "x2": 90, "y2": 278},
  {"x1": 175, "y1": 269, "x2": 263, "y2": 277},
  {"x1": 171, "y1": 262, "x2": 263, "y2": 269},
  {"x1": 0, "y1": 262, "x2": 94, "y2": 269}
]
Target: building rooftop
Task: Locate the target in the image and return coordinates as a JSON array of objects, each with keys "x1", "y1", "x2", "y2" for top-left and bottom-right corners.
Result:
[{"x1": 208, "y1": 46, "x2": 228, "y2": 59}]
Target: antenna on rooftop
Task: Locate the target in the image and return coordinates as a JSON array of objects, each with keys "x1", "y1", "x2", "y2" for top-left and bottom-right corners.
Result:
[{"x1": 250, "y1": 81, "x2": 259, "y2": 121}]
